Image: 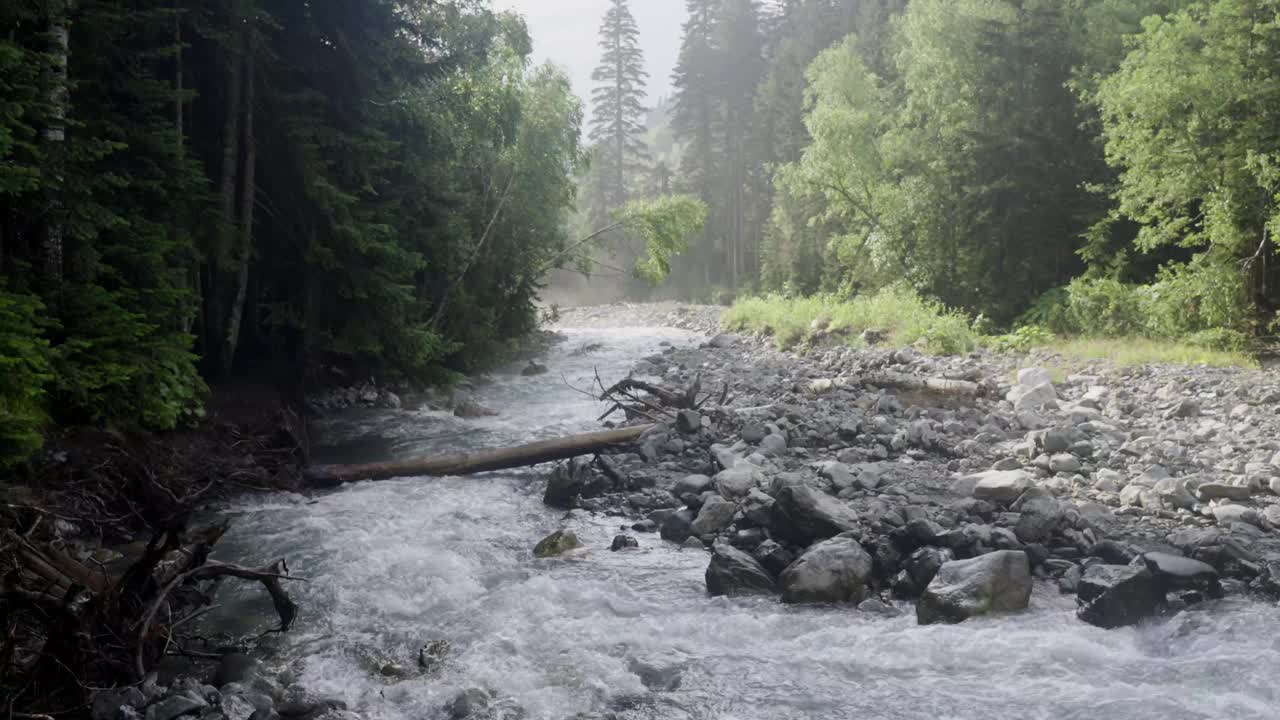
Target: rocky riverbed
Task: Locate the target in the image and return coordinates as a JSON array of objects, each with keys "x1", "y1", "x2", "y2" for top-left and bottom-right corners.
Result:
[
  {"x1": 549, "y1": 303, "x2": 1280, "y2": 627},
  {"x1": 92, "y1": 302, "x2": 1280, "y2": 720}
]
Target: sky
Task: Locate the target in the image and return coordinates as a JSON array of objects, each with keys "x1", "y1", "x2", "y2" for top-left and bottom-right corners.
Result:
[{"x1": 491, "y1": 0, "x2": 686, "y2": 108}]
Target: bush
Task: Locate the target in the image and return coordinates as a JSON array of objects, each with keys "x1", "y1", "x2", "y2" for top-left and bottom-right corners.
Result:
[
  {"x1": 1063, "y1": 278, "x2": 1146, "y2": 337},
  {"x1": 0, "y1": 290, "x2": 53, "y2": 466},
  {"x1": 989, "y1": 325, "x2": 1056, "y2": 354},
  {"x1": 723, "y1": 284, "x2": 979, "y2": 355}
]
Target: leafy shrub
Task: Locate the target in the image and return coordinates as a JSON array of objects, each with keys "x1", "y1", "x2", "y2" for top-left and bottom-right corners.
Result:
[
  {"x1": 1143, "y1": 259, "x2": 1251, "y2": 338},
  {"x1": 1017, "y1": 287, "x2": 1073, "y2": 334},
  {"x1": 989, "y1": 325, "x2": 1056, "y2": 354},
  {"x1": 0, "y1": 290, "x2": 52, "y2": 466},
  {"x1": 1185, "y1": 328, "x2": 1250, "y2": 353},
  {"x1": 1063, "y1": 278, "x2": 1146, "y2": 337}
]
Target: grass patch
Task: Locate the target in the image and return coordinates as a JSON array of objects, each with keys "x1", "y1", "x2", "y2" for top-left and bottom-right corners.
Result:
[
  {"x1": 722, "y1": 285, "x2": 980, "y2": 355},
  {"x1": 723, "y1": 287, "x2": 1259, "y2": 368},
  {"x1": 1043, "y1": 337, "x2": 1258, "y2": 369}
]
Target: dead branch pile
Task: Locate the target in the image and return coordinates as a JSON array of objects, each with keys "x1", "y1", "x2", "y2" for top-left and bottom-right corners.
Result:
[
  {"x1": 593, "y1": 372, "x2": 730, "y2": 424},
  {"x1": 1, "y1": 516, "x2": 299, "y2": 714}
]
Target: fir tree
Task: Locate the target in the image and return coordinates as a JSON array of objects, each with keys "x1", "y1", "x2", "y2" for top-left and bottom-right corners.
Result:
[{"x1": 588, "y1": 0, "x2": 649, "y2": 226}]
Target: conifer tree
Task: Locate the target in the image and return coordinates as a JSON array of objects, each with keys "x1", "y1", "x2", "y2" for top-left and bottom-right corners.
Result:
[{"x1": 588, "y1": 0, "x2": 649, "y2": 226}]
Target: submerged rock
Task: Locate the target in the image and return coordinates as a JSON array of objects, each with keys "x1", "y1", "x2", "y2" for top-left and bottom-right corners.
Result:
[
  {"x1": 533, "y1": 529, "x2": 582, "y2": 558},
  {"x1": 780, "y1": 536, "x2": 873, "y2": 604},
  {"x1": 705, "y1": 542, "x2": 777, "y2": 597},
  {"x1": 610, "y1": 534, "x2": 640, "y2": 551},
  {"x1": 1076, "y1": 564, "x2": 1164, "y2": 628},
  {"x1": 916, "y1": 550, "x2": 1033, "y2": 625}
]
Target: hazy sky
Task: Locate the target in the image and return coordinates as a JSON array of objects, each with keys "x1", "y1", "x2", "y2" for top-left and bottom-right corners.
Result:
[{"x1": 492, "y1": 0, "x2": 686, "y2": 108}]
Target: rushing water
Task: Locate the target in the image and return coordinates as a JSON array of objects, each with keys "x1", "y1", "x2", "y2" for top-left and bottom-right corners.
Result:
[{"x1": 208, "y1": 326, "x2": 1280, "y2": 720}]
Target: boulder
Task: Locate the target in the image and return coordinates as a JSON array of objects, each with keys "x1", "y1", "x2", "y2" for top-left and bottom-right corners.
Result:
[
  {"x1": 147, "y1": 696, "x2": 207, "y2": 720},
  {"x1": 675, "y1": 410, "x2": 702, "y2": 434},
  {"x1": 916, "y1": 550, "x2": 1033, "y2": 625},
  {"x1": 903, "y1": 546, "x2": 954, "y2": 591},
  {"x1": 610, "y1": 534, "x2": 640, "y2": 551},
  {"x1": 673, "y1": 474, "x2": 713, "y2": 498},
  {"x1": 753, "y1": 540, "x2": 796, "y2": 577},
  {"x1": 1196, "y1": 483, "x2": 1251, "y2": 502},
  {"x1": 769, "y1": 484, "x2": 861, "y2": 545},
  {"x1": 1137, "y1": 551, "x2": 1222, "y2": 597},
  {"x1": 968, "y1": 470, "x2": 1033, "y2": 504},
  {"x1": 1153, "y1": 477, "x2": 1196, "y2": 510},
  {"x1": 759, "y1": 434, "x2": 788, "y2": 457},
  {"x1": 691, "y1": 496, "x2": 738, "y2": 535},
  {"x1": 659, "y1": 509, "x2": 695, "y2": 544},
  {"x1": 92, "y1": 689, "x2": 146, "y2": 720},
  {"x1": 705, "y1": 542, "x2": 778, "y2": 597},
  {"x1": 521, "y1": 360, "x2": 549, "y2": 376},
  {"x1": 1048, "y1": 454, "x2": 1082, "y2": 474},
  {"x1": 453, "y1": 397, "x2": 498, "y2": 418},
  {"x1": 533, "y1": 529, "x2": 582, "y2": 558},
  {"x1": 544, "y1": 458, "x2": 610, "y2": 508},
  {"x1": 779, "y1": 536, "x2": 874, "y2": 604},
  {"x1": 714, "y1": 465, "x2": 763, "y2": 499},
  {"x1": 1076, "y1": 564, "x2": 1164, "y2": 628}
]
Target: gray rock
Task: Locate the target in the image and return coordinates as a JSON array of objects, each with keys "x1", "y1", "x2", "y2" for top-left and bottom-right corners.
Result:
[
  {"x1": 675, "y1": 410, "x2": 702, "y2": 434},
  {"x1": 1196, "y1": 483, "x2": 1251, "y2": 502},
  {"x1": 1138, "y1": 552, "x2": 1221, "y2": 596},
  {"x1": 220, "y1": 695, "x2": 257, "y2": 720},
  {"x1": 1153, "y1": 477, "x2": 1196, "y2": 510},
  {"x1": 673, "y1": 474, "x2": 713, "y2": 498},
  {"x1": 740, "y1": 424, "x2": 768, "y2": 444},
  {"x1": 214, "y1": 654, "x2": 260, "y2": 689},
  {"x1": 753, "y1": 540, "x2": 796, "y2": 577},
  {"x1": 741, "y1": 488, "x2": 775, "y2": 526},
  {"x1": 916, "y1": 550, "x2": 1033, "y2": 625},
  {"x1": 453, "y1": 397, "x2": 498, "y2": 418},
  {"x1": 904, "y1": 546, "x2": 954, "y2": 591},
  {"x1": 610, "y1": 534, "x2": 640, "y2": 551},
  {"x1": 780, "y1": 536, "x2": 874, "y2": 604},
  {"x1": 1048, "y1": 454, "x2": 1081, "y2": 474},
  {"x1": 1163, "y1": 398, "x2": 1199, "y2": 419},
  {"x1": 691, "y1": 496, "x2": 738, "y2": 535},
  {"x1": 1212, "y1": 504, "x2": 1263, "y2": 528},
  {"x1": 759, "y1": 434, "x2": 788, "y2": 457},
  {"x1": 968, "y1": 470, "x2": 1033, "y2": 504},
  {"x1": 659, "y1": 509, "x2": 695, "y2": 544},
  {"x1": 533, "y1": 529, "x2": 582, "y2": 558},
  {"x1": 92, "y1": 689, "x2": 146, "y2": 720},
  {"x1": 817, "y1": 462, "x2": 854, "y2": 490},
  {"x1": 705, "y1": 542, "x2": 778, "y2": 597},
  {"x1": 769, "y1": 484, "x2": 861, "y2": 545},
  {"x1": 521, "y1": 360, "x2": 548, "y2": 376},
  {"x1": 1076, "y1": 564, "x2": 1164, "y2": 628},
  {"x1": 714, "y1": 465, "x2": 763, "y2": 499},
  {"x1": 145, "y1": 696, "x2": 207, "y2": 720},
  {"x1": 544, "y1": 457, "x2": 609, "y2": 508}
]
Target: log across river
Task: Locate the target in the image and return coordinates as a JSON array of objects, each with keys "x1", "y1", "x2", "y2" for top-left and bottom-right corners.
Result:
[{"x1": 203, "y1": 324, "x2": 1280, "y2": 720}]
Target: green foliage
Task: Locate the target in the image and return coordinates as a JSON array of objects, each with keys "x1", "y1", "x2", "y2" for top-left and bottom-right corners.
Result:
[
  {"x1": 0, "y1": 291, "x2": 52, "y2": 467},
  {"x1": 614, "y1": 195, "x2": 708, "y2": 283},
  {"x1": 723, "y1": 284, "x2": 980, "y2": 355},
  {"x1": 987, "y1": 325, "x2": 1057, "y2": 354}
]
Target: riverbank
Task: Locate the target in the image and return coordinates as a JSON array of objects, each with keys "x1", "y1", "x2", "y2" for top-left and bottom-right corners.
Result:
[
  {"x1": 550, "y1": 302, "x2": 1280, "y2": 617},
  {"x1": 9, "y1": 301, "x2": 1279, "y2": 719}
]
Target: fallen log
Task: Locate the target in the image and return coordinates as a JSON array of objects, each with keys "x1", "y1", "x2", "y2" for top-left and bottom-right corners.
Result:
[
  {"x1": 862, "y1": 371, "x2": 985, "y2": 396},
  {"x1": 303, "y1": 423, "x2": 657, "y2": 486}
]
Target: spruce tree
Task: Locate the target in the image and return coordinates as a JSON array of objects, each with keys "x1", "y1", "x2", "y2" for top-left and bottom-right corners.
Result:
[
  {"x1": 588, "y1": 0, "x2": 649, "y2": 225},
  {"x1": 670, "y1": 0, "x2": 721, "y2": 291}
]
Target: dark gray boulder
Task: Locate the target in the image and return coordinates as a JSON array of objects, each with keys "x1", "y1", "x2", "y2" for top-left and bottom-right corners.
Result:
[
  {"x1": 780, "y1": 536, "x2": 873, "y2": 604},
  {"x1": 1076, "y1": 564, "x2": 1165, "y2": 628},
  {"x1": 660, "y1": 509, "x2": 696, "y2": 544},
  {"x1": 706, "y1": 542, "x2": 778, "y2": 597},
  {"x1": 544, "y1": 457, "x2": 610, "y2": 508},
  {"x1": 916, "y1": 550, "x2": 1033, "y2": 625},
  {"x1": 1137, "y1": 551, "x2": 1223, "y2": 598},
  {"x1": 769, "y1": 484, "x2": 860, "y2": 545}
]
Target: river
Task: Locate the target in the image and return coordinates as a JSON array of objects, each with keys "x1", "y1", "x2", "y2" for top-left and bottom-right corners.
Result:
[{"x1": 206, "y1": 324, "x2": 1280, "y2": 720}]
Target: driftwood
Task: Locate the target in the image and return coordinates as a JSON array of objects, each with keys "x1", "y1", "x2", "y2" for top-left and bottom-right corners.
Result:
[
  {"x1": 303, "y1": 424, "x2": 657, "y2": 486},
  {"x1": 862, "y1": 371, "x2": 985, "y2": 396}
]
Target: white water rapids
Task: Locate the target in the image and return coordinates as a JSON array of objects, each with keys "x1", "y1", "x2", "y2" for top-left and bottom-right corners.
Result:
[{"x1": 207, "y1": 326, "x2": 1280, "y2": 720}]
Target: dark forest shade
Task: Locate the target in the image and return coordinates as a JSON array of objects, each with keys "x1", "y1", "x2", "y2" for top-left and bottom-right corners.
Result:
[{"x1": 0, "y1": 1, "x2": 584, "y2": 465}]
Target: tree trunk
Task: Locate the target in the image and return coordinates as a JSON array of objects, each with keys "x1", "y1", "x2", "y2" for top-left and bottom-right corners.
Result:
[
  {"x1": 42, "y1": 0, "x2": 74, "y2": 312},
  {"x1": 221, "y1": 33, "x2": 255, "y2": 378},
  {"x1": 303, "y1": 424, "x2": 657, "y2": 487},
  {"x1": 210, "y1": 34, "x2": 243, "y2": 360}
]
